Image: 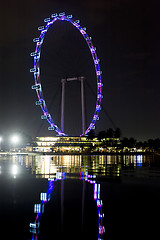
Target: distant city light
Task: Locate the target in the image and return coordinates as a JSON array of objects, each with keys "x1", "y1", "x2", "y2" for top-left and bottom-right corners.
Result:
[{"x1": 11, "y1": 135, "x2": 20, "y2": 144}]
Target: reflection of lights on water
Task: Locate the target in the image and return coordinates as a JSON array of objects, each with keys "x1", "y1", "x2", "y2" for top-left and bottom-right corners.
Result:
[
  {"x1": 85, "y1": 175, "x2": 105, "y2": 239},
  {"x1": 94, "y1": 183, "x2": 100, "y2": 200},
  {"x1": 56, "y1": 172, "x2": 65, "y2": 180},
  {"x1": 34, "y1": 156, "x2": 58, "y2": 177},
  {"x1": 40, "y1": 193, "x2": 48, "y2": 202},
  {"x1": 12, "y1": 165, "x2": 18, "y2": 178},
  {"x1": 34, "y1": 204, "x2": 42, "y2": 214},
  {"x1": 30, "y1": 172, "x2": 105, "y2": 240},
  {"x1": 17, "y1": 155, "x2": 110, "y2": 178},
  {"x1": 136, "y1": 155, "x2": 143, "y2": 167},
  {"x1": 107, "y1": 156, "x2": 112, "y2": 165}
]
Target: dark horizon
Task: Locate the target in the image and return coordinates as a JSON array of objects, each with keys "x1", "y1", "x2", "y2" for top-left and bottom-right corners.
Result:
[{"x1": 0, "y1": 0, "x2": 160, "y2": 141}]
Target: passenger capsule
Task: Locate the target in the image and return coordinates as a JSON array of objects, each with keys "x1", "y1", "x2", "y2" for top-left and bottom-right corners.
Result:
[
  {"x1": 44, "y1": 18, "x2": 50, "y2": 23},
  {"x1": 67, "y1": 15, "x2": 73, "y2": 19},
  {"x1": 41, "y1": 115, "x2": 47, "y2": 120},
  {"x1": 32, "y1": 84, "x2": 41, "y2": 90},
  {"x1": 30, "y1": 68, "x2": 36, "y2": 73},
  {"x1": 48, "y1": 126, "x2": 55, "y2": 131},
  {"x1": 33, "y1": 38, "x2": 40, "y2": 43},
  {"x1": 41, "y1": 114, "x2": 50, "y2": 120},
  {"x1": 30, "y1": 52, "x2": 39, "y2": 57},
  {"x1": 51, "y1": 13, "x2": 58, "y2": 18},
  {"x1": 38, "y1": 26, "x2": 45, "y2": 31},
  {"x1": 35, "y1": 100, "x2": 43, "y2": 105},
  {"x1": 59, "y1": 12, "x2": 65, "y2": 16}
]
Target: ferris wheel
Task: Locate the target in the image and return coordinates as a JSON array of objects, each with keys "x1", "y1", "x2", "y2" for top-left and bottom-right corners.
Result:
[{"x1": 30, "y1": 12, "x2": 103, "y2": 136}]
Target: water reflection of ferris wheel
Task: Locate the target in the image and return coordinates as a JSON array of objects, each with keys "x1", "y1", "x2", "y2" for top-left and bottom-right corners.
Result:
[
  {"x1": 30, "y1": 12, "x2": 103, "y2": 136},
  {"x1": 30, "y1": 172, "x2": 105, "y2": 240}
]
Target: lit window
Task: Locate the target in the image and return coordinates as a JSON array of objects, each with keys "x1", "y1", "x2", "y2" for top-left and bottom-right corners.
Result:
[
  {"x1": 34, "y1": 204, "x2": 41, "y2": 213},
  {"x1": 40, "y1": 193, "x2": 47, "y2": 201}
]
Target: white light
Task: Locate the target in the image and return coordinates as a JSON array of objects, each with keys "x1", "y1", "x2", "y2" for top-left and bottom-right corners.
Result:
[
  {"x1": 40, "y1": 193, "x2": 47, "y2": 201},
  {"x1": 34, "y1": 204, "x2": 41, "y2": 213},
  {"x1": 11, "y1": 135, "x2": 19, "y2": 144},
  {"x1": 12, "y1": 165, "x2": 18, "y2": 178},
  {"x1": 12, "y1": 165, "x2": 17, "y2": 174}
]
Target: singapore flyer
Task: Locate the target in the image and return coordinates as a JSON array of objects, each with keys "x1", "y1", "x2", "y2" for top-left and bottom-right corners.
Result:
[{"x1": 30, "y1": 12, "x2": 103, "y2": 136}]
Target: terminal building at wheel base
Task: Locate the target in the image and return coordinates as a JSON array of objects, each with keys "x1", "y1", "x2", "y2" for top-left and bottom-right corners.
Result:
[{"x1": 32, "y1": 136, "x2": 120, "y2": 153}]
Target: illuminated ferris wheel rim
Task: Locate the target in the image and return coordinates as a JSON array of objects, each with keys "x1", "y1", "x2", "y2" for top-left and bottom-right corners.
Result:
[{"x1": 30, "y1": 12, "x2": 103, "y2": 136}]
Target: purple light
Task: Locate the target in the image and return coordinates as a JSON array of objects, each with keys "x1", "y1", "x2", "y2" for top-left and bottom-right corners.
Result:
[
  {"x1": 97, "y1": 93, "x2": 103, "y2": 99},
  {"x1": 41, "y1": 29, "x2": 47, "y2": 34},
  {"x1": 93, "y1": 115, "x2": 98, "y2": 120},
  {"x1": 30, "y1": 172, "x2": 104, "y2": 240},
  {"x1": 80, "y1": 29, "x2": 86, "y2": 35},
  {"x1": 31, "y1": 12, "x2": 102, "y2": 136},
  {"x1": 91, "y1": 48, "x2": 95, "y2": 53},
  {"x1": 94, "y1": 59, "x2": 99, "y2": 64},
  {"x1": 98, "y1": 83, "x2": 102, "y2": 87}
]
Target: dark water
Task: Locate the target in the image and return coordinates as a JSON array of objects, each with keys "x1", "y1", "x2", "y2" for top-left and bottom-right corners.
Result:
[{"x1": 0, "y1": 154, "x2": 160, "y2": 239}]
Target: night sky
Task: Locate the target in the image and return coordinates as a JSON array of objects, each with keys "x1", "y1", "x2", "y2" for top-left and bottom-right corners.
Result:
[{"x1": 0, "y1": 0, "x2": 160, "y2": 140}]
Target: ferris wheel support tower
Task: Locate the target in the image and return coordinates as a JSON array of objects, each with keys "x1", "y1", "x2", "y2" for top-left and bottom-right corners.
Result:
[{"x1": 61, "y1": 77, "x2": 86, "y2": 135}]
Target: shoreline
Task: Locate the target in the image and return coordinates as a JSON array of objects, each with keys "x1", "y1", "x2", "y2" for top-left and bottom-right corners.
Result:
[{"x1": 0, "y1": 151, "x2": 154, "y2": 156}]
